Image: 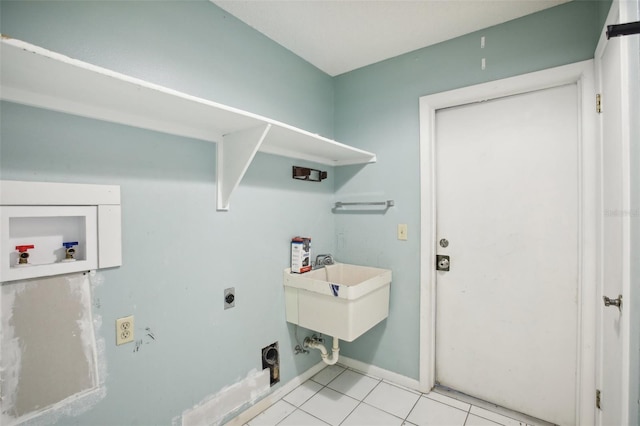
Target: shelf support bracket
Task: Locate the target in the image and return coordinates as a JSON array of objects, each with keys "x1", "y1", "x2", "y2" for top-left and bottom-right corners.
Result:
[{"x1": 217, "y1": 123, "x2": 272, "y2": 211}]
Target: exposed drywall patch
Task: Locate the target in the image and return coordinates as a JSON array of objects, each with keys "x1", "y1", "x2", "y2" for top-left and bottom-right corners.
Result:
[
  {"x1": 0, "y1": 286, "x2": 21, "y2": 419},
  {"x1": 178, "y1": 368, "x2": 270, "y2": 426},
  {"x1": 0, "y1": 272, "x2": 106, "y2": 425}
]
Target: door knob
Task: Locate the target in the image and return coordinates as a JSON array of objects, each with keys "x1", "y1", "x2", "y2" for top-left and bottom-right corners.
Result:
[{"x1": 603, "y1": 295, "x2": 622, "y2": 311}]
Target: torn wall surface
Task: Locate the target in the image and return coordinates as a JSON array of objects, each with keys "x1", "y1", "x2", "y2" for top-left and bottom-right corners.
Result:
[
  {"x1": 179, "y1": 368, "x2": 270, "y2": 426},
  {"x1": 0, "y1": 272, "x2": 105, "y2": 425}
]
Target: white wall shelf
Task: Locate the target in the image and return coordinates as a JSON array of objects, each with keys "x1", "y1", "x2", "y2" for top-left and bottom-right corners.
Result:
[{"x1": 0, "y1": 37, "x2": 377, "y2": 210}]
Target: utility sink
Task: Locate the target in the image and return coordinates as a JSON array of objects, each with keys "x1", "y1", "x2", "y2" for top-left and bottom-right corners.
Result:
[{"x1": 283, "y1": 263, "x2": 392, "y2": 342}]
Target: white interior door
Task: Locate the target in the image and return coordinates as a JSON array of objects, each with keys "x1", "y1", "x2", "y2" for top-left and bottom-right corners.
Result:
[
  {"x1": 595, "y1": 3, "x2": 631, "y2": 423},
  {"x1": 435, "y1": 84, "x2": 580, "y2": 425}
]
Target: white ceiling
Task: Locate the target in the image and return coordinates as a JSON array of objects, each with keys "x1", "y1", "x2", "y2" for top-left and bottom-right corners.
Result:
[{"x1": 212, "y1": 0, "x2": 570, "y2": 76}]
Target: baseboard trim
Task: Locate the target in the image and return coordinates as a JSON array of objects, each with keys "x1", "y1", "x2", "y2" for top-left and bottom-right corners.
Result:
[
  {"x1": 226, "y1": 361, "x2": 326, "y2": 425},
  {"x1": 337, "y1": 356, "x2": 426, "y2": 393},
  {"x1": 227, "y1": 357, "x2": 425, "y2": 425}
]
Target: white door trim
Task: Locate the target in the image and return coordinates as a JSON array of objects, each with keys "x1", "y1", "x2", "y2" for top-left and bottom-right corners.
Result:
[
  {"x1": 418, "y1": 60, "x2": 597, "y2": 424},
  {"x1": 594, "y1": 0, "x2": 633, "y2": 424}
]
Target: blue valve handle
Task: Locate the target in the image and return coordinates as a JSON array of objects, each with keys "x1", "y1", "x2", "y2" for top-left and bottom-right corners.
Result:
[{"x1": 63, "y1": 241, "x2": 79, "y2": 248}]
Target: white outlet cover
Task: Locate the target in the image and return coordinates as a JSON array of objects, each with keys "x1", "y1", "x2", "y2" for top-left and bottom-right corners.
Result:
[{"x1": 116, "y1": 315, "x2": 134, "y2": 345}]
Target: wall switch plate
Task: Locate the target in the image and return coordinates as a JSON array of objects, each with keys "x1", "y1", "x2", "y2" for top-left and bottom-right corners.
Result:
[
  {"x1": 116, "y1": 315, "x2": 134, "y2": 345},
  {"x1": 398, "y1": 224, "x2": 408, "y2": 240}
]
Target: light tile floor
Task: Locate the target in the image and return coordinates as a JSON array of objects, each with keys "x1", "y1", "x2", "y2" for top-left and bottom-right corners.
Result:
[{"x1": 245, "y1": 365, "x2": 546, "y2": 426}]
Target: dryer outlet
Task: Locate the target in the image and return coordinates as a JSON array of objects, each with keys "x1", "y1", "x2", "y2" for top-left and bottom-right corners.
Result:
[{"x1": 262, "y1": 342, "x2": 280, "y2": 386}]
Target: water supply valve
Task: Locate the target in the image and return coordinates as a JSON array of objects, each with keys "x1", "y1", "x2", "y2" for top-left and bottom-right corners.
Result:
[
  {"x1": 15, "y1": 245, "x2": 35, "y2": 266},
  {"x1": 62, "y1": 241, "x2": 79, "y2": 262}
]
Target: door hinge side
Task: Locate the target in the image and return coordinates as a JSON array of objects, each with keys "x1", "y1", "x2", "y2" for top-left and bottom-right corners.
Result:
[
  {"x1": 596, "y1": 93, "x2": 602, "y2": 113},
  {"x1": 596, "y1": 389, "x2": 602, "y2": 409}
]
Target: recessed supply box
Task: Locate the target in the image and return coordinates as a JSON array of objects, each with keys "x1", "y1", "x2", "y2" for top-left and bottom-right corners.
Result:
[{"x1": 0, "y1": 180, "x2": 122, "y2": 282}]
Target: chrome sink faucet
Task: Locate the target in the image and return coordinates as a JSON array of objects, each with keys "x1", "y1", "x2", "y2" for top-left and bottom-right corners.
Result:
[{"x1": 314, "y1": 254, "x2": 334, "y2": 269}]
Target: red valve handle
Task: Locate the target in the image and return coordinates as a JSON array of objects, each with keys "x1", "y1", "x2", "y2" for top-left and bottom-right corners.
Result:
[{"x1": 16, "y1": 245, "x2": 35, "y2": 252}]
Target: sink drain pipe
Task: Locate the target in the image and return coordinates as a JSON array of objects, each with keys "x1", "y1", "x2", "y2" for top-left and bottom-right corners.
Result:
[{"x1": 304, "y1": 336, "x2": 340, "y2": 365}]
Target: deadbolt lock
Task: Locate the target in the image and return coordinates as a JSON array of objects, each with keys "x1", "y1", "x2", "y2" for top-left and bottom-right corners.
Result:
[{"x1": 436, "y1": 255, "x2": 450, "y2": 271}]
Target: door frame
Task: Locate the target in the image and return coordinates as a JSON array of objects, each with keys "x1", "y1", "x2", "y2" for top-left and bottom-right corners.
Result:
[
  {"x1": 594, "y1": 0, "x2": 633, "y2": 424},
  {"x1": 418, "y1": 60, "x2": 598, "y2": 424}
]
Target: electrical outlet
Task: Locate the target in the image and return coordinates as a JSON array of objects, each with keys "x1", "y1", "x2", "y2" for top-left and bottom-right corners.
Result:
[
  {"x1": 116, "y1": 315, "x2": 134, "y2": 345},
  {"x1": 398, "y1": 224, "x2": 408, "y2": 241}
]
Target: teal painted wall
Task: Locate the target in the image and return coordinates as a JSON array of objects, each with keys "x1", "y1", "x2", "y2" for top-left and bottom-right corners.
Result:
[
  {"x1": 0, "y1": 0, "x2": 334, "y2": 137},
  {"x1": 1, "y1": 1, "x2": 334, "y2": 424},
  {"x1": 3, "y1": 0, "x2": 634, "y2": 424},
  {"x1": 333, "y1": 1, "x2": 605, "y2": 379}
]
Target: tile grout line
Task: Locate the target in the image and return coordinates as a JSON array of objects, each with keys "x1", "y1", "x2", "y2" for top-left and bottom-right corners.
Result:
[
  {"x1": 274, "y1": 375, "x2": 331, "y2": 426},
  {"x1": 423, "y1": 392, "x2": 472, "y2": 414},
  {"x1": 463, "y1": 410, "x2": 471, "y2": 426},
  {"x1": 470, "y1": 405, "x2": 531, "y2": 425},
  {"x1": 403, "y1": 392, "x2": 424, "y2": 425},
  {"x1": 298, "y1": 367, "x2": 353, "y2": 426},
  {"x1": 277, "y1": 381, "x2": 332, "y2": 426},
  {"x1": 433, "y1": 387, "x2": 543, "y2": 425},
  {"x1": 340, "y1": 377, "x2": 385, "y2": 425},
  {"x1": 272, "y1": 402, "x2": 297, "y2": 426},
  {"x1": 320, "y1": 370, "x2": 421, "y2": 425},
  {"x1": 284, "y1": 407, "x2": 332, "y2": 426},
  {"x1": 358, "y1": 374, "x2": 382, "y2": 401},
  {"x1": 335, "y1": 371, "x2": 382, "y2": 426},
  {"x1": 337, "y1": 400, "x2": 362, "y2": 426},
  {"x1": 468, "y1": 407, "x2": 504, "y2": 426},
  {"x1": 260, "y1": 365, "x2": 536, "y2": 426},
  {"x1": 382, "y1": 378, "x2": 422, "y2": 396},
  {"x1": 469, "y1": 402, "x2": 532, "y2": 425},
  {"x1": 358, "y1": 400, "x2": 409, "y2": 425},
  {"x1": 359, "y1": 379, "x2": 419, "y2": 424},
  {"x1": 295, "y1": 380, "x2": 331, "y2": 425}
]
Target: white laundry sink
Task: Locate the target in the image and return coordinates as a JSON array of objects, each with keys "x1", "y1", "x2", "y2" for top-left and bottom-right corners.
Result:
[{"x1": 283, "y1": 263, "x2": 392, "y2": 342}]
